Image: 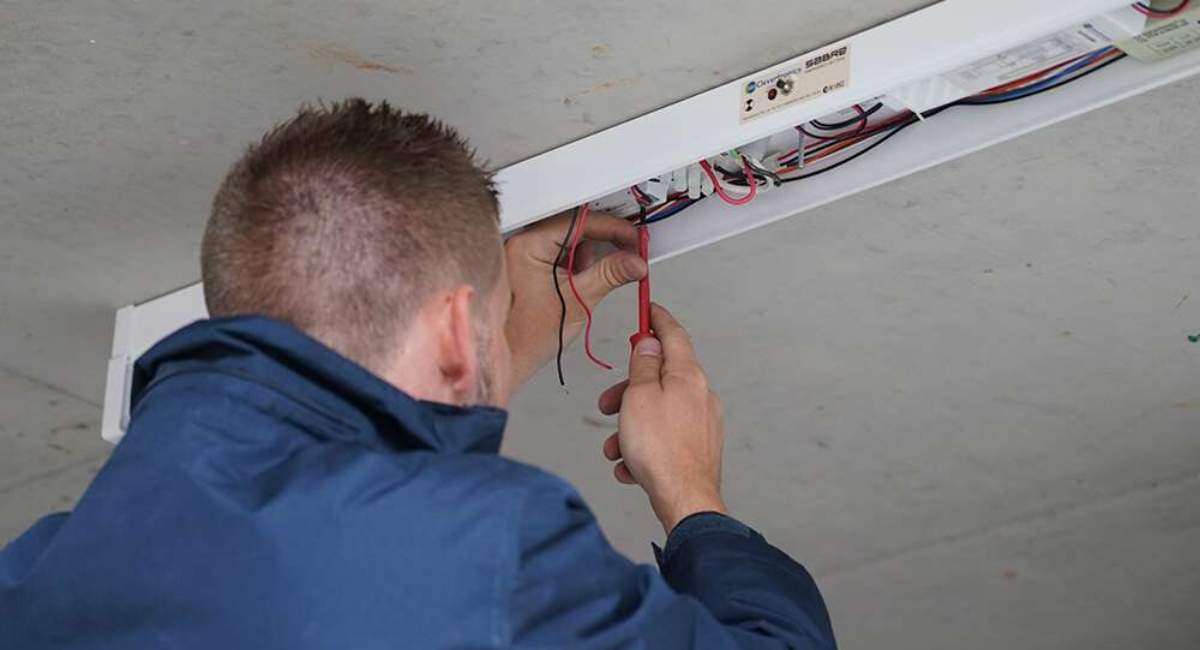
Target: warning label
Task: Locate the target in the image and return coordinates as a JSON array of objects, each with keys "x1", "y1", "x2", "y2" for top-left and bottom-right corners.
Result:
[
  {"x1": 1118, "y1": 8, "x2": 1200, "y2": 62},
  {"x1": 740, "y1": 41, "x2": 852, "y2": 123}
]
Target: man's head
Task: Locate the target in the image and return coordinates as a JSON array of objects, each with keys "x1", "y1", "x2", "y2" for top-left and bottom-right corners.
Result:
[{"x1": 202, "y1": 99, "x2": 513, "y2": 407}]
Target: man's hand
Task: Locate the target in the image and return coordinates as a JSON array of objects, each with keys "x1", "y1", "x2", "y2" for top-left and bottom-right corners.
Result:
[
  {"x1": 598, "y1": 304, "x2": 727, "y2": 535},
  {"x1": 505, "y1": 212, "x2": 647, "y2": 390}
]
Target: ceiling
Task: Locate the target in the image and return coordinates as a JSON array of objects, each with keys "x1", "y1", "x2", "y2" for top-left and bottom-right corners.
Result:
[{"x1": 3, "y1": 2, "x2": 1199, "y2": 648}]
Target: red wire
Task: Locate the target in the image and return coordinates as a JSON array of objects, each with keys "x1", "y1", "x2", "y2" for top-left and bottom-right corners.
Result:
[
  {"x1": 564, "y1": 204, "x2": 613, "y2": 370},
  {"x1": 781, "y1": 104, "x2": 870, "y2": 160},
  {"x1": 699, "y1": 158, "x2": 758, "y2": 206},
  {"x1": 851, "y1": 104, "x2": 869, "y2": 135},
  {"x1": 630, "y1": 185, "x2": 652, "y2": 206},
  {"x1": 1134, "y1": 0, "x2": 1190, "y2": 17},
  {"x1": 978, "y1": 53, "x2": 1091, "y2": 96},
  {"x1": 795, "y1": 125, "x2": 835, "y2": 142},
  {"x1": 628, "y1": 192, "x2": 690, "y2": 221}
]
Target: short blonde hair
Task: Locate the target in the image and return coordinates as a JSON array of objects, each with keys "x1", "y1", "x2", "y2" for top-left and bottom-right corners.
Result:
[{"x1": 202, "y1": 99, "x2": 502, "y2": 370}]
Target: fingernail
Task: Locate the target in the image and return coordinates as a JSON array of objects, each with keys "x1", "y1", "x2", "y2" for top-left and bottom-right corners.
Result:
[
  {"x1": 623, "y1": 255, "x2": 648, "y2": 279},
  {"x1": 635, "y1": 337, "x2": 662, "y2": 357}
]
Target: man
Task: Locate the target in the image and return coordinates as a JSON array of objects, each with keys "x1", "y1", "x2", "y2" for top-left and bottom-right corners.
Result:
[{"x1": 1, "y1": 99, "x2": 835, "y2": 648}]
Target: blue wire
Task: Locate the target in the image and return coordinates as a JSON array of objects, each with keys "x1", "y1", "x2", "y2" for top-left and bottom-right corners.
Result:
[
  {"x1": 968, "y1": 48, "x2": 1112, "y2": 103},
  {"x1": 643, "y1": 198, "x2": 701, "y2": 224}
]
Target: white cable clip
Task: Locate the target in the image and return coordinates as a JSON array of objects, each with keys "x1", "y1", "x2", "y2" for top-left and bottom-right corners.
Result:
[
  {"x1": 699, "y1": 160, "x2": 716, "y2": 196},
  {"x1": 796, "y1": 129, "x2": 806, "y2": 169},
  {"x1": 687, "y1": 163, "x2": 703, "y2": 200},
  {"x1": 642, "y1": 175, "x2": 670, "y2": 203},
  {"x1": 889, "y1": 94, "x2": 927, "y2": 122},
  {"x1": 669, "y1": 168, "x2": 688, "y2": 195}
]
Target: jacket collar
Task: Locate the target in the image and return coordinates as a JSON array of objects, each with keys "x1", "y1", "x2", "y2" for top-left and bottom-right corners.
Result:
[{"x1": 130, "y1": 316, "x2": 507, "y2": 454}]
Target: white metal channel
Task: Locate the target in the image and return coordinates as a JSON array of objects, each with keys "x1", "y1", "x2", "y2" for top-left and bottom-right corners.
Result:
[
  {"x1": 648, "y1": 49, "x2": 1200, "y2": 264},
  {"x1": 493, "y1": 0, "x2": 1132, "y2": 232}
]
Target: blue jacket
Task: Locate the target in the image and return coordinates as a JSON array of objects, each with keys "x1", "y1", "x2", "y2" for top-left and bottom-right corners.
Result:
[{"x1": 1, "y1": 317, "x2": 835, "y2": 649}]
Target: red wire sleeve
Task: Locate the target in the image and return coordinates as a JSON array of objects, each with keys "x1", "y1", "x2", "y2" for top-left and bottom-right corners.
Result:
[{"x1": 630, "y1": 224, "x2": 652, "y2": 349}]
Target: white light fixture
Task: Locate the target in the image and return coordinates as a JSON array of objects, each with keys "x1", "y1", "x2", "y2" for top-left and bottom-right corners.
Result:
[{"x1": 101, "y1": 0, "x2": 1200, "y2": 442}]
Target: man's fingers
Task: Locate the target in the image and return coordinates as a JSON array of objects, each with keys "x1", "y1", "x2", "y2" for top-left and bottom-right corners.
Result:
[
  {"x1": 518, "y1": 211, "x2": 636, "y2": 266},
  {"x1": 613, "y1": 461, "x2": 637, "y2": 485},
  {"x1": 574, "y1": 250, "x2": 647, "y2": 306},
  {"x1": 602, "y1": 432, "x2": 621, "y2": 461},
  {"x1": 649, "y1": 304, "x2": 698, "y2": 373},
  {"x1": 628, "y1": 336, "x2": 663, "y2": 386},
  {"x1": 598, "y1": 380, "x2": 629, "y2": 415},
  {"x1": 529, "y1": 211, "x2": 577, "y2": 254},
  {"x1": 579, "y1": 213, "x2": 640, "y2": 251},
  {"x1": 572, "y1": 240, "x2": 597, "y2": 273}
]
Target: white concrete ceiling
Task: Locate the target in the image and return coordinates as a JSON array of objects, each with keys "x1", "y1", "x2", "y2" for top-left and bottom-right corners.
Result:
[{"x1": 2, "y1": 2, "x2": 1199, "y2": 648}]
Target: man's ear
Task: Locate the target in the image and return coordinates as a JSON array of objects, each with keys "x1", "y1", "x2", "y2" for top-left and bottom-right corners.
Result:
[{"x1": 435, "y1": 284, "x2": 479, "y2": 403}]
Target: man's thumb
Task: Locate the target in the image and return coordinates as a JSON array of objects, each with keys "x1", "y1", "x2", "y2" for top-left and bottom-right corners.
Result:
[
  {"x1": 628, "y1": 336, "x2": 662, "y2": 385},
  {"x1": 576, "y1": 251, "x2": 647, "y2": 306}
]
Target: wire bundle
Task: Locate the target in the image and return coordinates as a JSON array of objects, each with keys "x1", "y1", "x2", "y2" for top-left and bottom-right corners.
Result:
[
  {"x1": 654, "y1": 46, "x2": 1127, "y2": 212},
  {"x1": 797, "y1": 103, "x2": 881, "y2": 141},
  {"x1": 553, "y1": 204, "x2": 614, "y2": 381},
  {"x1": 963, "y1": 48, "x2": 1125, "y2": 104}
]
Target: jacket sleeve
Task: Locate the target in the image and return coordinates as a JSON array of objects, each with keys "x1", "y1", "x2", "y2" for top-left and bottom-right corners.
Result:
[{"x1": 508, "y1": 475, "x2": 836, "y2": 649}]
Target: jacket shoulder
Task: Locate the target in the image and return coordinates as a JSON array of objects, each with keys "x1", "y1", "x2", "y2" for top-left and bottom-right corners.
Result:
[{"x1": 456, "y1": 455, "x2": 584, "y2": 510}]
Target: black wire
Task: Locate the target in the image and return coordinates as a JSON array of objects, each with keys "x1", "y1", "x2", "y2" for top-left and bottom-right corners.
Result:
[
  {"x1": 805, "y1": 124, "x2": 885, "y2": 156},
  {"x1": 742, "y1": 159, "x2": 783, "y2": 187},
  {"x1": 804, "y1": 101, "x2": 938, "y2": 154},
  {"x1": 802, "y1": 114, "x2": 908, "y2": 156},
  {"x1": 958, "y1": 53, "x2": 1127, "y2": 105},
  {"x1": 797, "y1": 124, "x2": 833, "y2": 142},
  {"x1": 781, "y1": 116, "x2": 925, "y2": 183},
  {"x1": 796, "y1": 103, "x2": 883, "y2": 143},
  {"x1": 810, "y1": 102, "x2": 884, "y2": 130},
  {"x1": 643, "y1": 197, "x2": 703, "y2": 224},
  {"x1": 552, "y1": 210, "x2": 580, "y2": 387}
]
